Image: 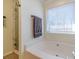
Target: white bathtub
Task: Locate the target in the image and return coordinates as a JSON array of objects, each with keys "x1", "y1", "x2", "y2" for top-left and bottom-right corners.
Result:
[{"x1": 26, "y1": 40, "x2": 75, "y2": 59}]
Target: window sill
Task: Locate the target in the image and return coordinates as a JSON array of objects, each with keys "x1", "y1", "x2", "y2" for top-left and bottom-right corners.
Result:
[{"x1": 47, "y1": 31, "x2": 75, "y2": 35}]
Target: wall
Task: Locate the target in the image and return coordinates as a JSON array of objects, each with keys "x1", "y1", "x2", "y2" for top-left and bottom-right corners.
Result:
[
  {"x1": 3, "y1": 0, "x2": 14, "y2": 56},
  {"x1": 44, "y1": 0, "x2": 75, "y2": 45},
  {"x1": 21, "y1": 0, "x2": 44, "y2": 48}
]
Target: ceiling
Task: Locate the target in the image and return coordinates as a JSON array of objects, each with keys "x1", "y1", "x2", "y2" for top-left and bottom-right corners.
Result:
[
  {"x1": 41, "y1": 0, "x2": 74, "y2": 3},
  {"x1": 41, "y1": 0, "x2": 57, "y2": 3}
]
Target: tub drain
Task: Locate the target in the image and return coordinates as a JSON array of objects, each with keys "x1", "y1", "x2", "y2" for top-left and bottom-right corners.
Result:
[
  {"x1": 56, "y1": 44, "x2": 60, "y2": 47},
  {"x1": 56, "y1": 54, "x2": 59, "y2": 57}
]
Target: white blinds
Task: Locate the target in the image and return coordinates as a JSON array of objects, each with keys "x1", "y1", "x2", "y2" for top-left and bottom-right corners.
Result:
[{"x1": 47, "y1": 3, "x2": 75, "y2": 33}]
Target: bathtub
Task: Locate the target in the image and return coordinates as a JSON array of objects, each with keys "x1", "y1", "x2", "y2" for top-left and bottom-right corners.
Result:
[{"x1": 25, "y1": 40, "x2": 75, "y2": 59}]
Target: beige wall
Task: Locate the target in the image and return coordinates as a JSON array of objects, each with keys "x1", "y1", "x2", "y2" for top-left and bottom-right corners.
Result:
[
  {"x1": 44, "y1": 0, "x2": 75, "y2": 45},
  {"x1": 3, "y1": 0, "x2": 15, "y2": 56}
]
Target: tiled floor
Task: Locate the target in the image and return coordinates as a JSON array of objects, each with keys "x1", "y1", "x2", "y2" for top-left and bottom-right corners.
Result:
[{"x1": 24, "y1": 51, "x2": 40, "y2": 59}]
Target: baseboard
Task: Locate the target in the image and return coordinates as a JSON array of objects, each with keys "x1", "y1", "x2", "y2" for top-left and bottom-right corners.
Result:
[
  {"x1": 3, "y1": 50, "x2": 19, "y2": 57},
  {"x1": 14, "y1": 50, "x2": 19, "y2": 55},
  {"x1": 3, "y1": 51, "x2": 13, "y2": 57}
]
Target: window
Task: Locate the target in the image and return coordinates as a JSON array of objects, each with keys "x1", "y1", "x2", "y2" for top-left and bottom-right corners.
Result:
[{"x1": 47, "y1": 3, "x2": 75, "y2": 34}]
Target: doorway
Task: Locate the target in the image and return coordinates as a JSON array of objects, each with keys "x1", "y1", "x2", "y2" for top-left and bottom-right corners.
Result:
[{"x1": 3, "y1": 0, "x2": 20, "y2": 58}]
